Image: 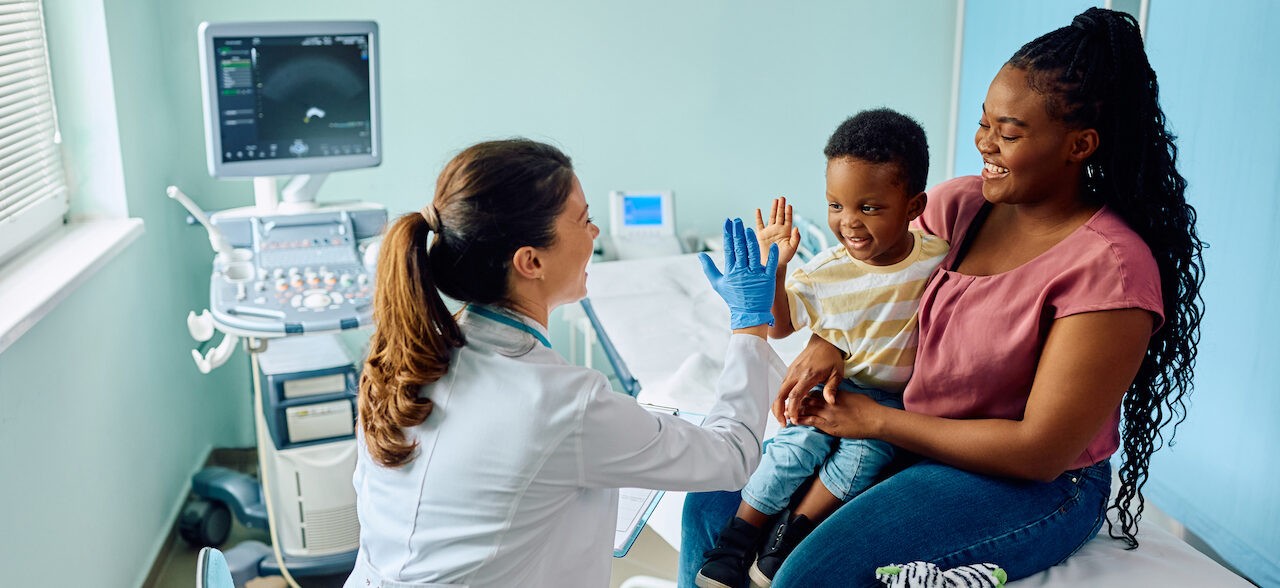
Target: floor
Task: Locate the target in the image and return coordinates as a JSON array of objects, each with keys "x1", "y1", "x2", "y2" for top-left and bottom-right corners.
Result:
[
  {"x1": 147, "y1": 513, "x2": 678, "y2": 588},
  {"x1": 145, "y1": 448, "x2": 351, "y2": 588},
  {"x1": 146, "y1": 444, "x2": 678, "y2": 587},
  {"x1": 145, "y1": 453, "x2": 1237, "y2": 588}
]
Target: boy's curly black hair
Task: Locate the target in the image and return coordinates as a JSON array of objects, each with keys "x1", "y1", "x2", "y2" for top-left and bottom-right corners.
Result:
[{"x1": 824, "y1": 108, "x2": 929, "y2": 195}]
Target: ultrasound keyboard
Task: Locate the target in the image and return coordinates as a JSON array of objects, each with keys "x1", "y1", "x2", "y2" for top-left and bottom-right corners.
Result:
[{"x1": 207, "y1": 204, "x2": 387, "y2": 336}]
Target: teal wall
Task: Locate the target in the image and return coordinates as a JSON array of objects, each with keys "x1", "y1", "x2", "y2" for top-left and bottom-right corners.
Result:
[
  {"x1": 164, "y1": 0, "x2": 960, "y2": 235},
  {"x1": 0, "y1": 1, "x2": 256, "y2": 585},
  {"x1": 1142, "y1": 0, "x2": 1280, "y2": 584},
  {"x1": 0, "y1": 1, "x2": 959, "y2": 584}
]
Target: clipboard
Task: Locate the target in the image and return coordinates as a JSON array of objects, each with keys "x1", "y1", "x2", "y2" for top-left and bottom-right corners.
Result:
[{"x1": 614, "y1": 404, "x2": 705, "y2": 558}]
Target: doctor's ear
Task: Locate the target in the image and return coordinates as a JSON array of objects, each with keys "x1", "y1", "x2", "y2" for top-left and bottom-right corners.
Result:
[{"x1": 511, "y1": 246, "x2": 545, "y2": 280}]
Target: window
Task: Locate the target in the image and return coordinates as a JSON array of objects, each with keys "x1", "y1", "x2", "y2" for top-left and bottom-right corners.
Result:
[{"x1": 0, "y1": 0, "x2": 68, "y2": 267}]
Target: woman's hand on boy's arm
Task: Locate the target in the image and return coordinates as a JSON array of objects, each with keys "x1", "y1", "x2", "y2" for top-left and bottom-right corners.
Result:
[{"x1": 755, "y1": 197, "x2": 801, "y2": 267}]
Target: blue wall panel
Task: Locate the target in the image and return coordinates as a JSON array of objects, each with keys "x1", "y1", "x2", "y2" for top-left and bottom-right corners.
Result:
[
  {"x1": 1143, "y1": 0, "x2": 1280, "y2": 584},
  {"x1": 955, "y1": 1, "x2": 1280, "y2": 584}
]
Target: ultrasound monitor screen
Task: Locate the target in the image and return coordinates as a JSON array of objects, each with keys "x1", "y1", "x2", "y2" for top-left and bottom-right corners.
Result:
[
  {"x1": 200, "y1": 22, "x2": 378, "y2": 176},
  {"x1": 623, "y1": 195, "x2": 664, "y2": 226}
]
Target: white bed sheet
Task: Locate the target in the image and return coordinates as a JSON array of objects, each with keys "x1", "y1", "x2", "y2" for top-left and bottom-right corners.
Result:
[
  {"x1": 582, "y1": 253, "x2": 1251, "y2": 587},
  {"x1": 1012, "y1": 521, "x2": 1252, "y2": 586}
]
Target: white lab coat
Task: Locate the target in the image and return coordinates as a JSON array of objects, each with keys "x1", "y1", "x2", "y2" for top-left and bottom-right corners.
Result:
[{"x1": 345, "y1": 305, "x2": 776, "y2": 588}]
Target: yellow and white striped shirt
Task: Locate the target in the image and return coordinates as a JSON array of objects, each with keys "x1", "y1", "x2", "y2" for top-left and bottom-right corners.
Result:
[{"x1": 786, "y1": 229, "x2": 949, "y2": 394}]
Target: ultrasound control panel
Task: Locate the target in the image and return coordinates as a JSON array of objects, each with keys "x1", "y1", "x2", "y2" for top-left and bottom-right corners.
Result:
[{"x1": 207, "y1": 205, "x2": 387, "y2": 336}]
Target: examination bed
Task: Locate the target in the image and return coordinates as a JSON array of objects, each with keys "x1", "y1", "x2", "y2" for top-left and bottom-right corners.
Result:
[{"x1": 573, "y1": 253, "x2": 1251, "y2": 587}]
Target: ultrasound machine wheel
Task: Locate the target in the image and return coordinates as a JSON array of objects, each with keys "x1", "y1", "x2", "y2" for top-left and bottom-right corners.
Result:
[{"x1": 179, "y1": 497, "x2": 233, "y2": 548}]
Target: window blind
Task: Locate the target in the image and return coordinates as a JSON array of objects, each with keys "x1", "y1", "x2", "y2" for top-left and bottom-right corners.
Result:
[{"x1": 0, "y1": 0, "x2": 67, "y2": 267}]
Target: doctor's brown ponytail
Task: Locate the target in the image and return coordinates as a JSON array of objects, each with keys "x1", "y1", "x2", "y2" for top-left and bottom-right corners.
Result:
[
  {"x1": 358, "y1": 212, "x2": 463, "y2": 468},
  {"x1": 359, "y1": 139, "x2": 575, "y2": 468}
]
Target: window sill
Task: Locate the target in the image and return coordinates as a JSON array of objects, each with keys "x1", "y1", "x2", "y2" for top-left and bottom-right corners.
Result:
[{"x1": 0, "y1": 217, "x2": 144, "y2": 354}]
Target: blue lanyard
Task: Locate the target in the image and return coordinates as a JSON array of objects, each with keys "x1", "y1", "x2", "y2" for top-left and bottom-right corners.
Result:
[{"x1": 468, "y1": 305, "x2": 551, "y2": 349}]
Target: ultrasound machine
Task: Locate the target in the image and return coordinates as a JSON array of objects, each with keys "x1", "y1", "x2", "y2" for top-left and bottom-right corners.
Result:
[{"x1": 169, "y1": 21, "x2": 384, "y2": 585}]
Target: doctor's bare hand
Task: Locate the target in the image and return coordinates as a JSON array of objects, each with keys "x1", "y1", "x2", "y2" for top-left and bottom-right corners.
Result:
[
  {"x1": 774, "y1": 333, "x2": 845, "y2": 425},
  {"x1": 699, "y1": 218, "x2": 779, "y2": 331}
]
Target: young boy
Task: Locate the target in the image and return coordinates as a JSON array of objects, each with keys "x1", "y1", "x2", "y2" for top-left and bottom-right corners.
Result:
[{"x1": 696, "y1": 108, "x2": 949, "y2": 588}]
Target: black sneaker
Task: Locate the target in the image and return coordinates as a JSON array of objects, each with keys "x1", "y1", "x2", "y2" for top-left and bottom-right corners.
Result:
[
  {"x1": 748, "y1": 514, "x2": 816, "y2": 588},
  {"x1": 695, "y1": 516, "x2": 765, "y2": 588}
]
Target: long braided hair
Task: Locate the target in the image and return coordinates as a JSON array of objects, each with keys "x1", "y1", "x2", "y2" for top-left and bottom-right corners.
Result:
[{"x1": 1008, "y1": 7, "x2": 1205, "y2": 548}]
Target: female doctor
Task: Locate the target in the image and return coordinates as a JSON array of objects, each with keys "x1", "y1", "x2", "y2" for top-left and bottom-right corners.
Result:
[{"x1": 345, "y1": 138, "x2": 781, "y2": 588}]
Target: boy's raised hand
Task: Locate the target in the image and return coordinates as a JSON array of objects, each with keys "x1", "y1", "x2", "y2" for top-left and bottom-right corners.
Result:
[{"x1": 754, "y1": 196, "x2": 802, "y2": 267}]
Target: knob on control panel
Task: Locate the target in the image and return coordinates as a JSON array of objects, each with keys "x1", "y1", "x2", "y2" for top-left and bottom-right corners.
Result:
[{"x1": 304, "y1": 292, "x2": 332, "y2": 309}]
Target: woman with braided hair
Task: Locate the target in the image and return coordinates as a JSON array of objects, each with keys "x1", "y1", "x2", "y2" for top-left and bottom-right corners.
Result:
[{"x1": 680, "y1": 7, "x2": 1204, "y2": 586}]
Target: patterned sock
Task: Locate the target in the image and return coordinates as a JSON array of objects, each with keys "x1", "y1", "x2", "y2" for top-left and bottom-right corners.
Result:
[{"x1": 875, "y1": 561, "x2": 1007, "y2": 588}]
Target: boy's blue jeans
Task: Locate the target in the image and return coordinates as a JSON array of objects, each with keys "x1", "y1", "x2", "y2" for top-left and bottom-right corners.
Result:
[
  {"x1": 741, "y1": 381, "x2": 902, "y2": 515},
  {"x1": 680, "y1": 459, "x2": 1112, "y2": 588}
]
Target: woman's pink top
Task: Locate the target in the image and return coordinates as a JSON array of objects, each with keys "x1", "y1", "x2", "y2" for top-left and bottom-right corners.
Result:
[{"x1": 906, "y1": 176, "x2": 1164, "y2": 469}]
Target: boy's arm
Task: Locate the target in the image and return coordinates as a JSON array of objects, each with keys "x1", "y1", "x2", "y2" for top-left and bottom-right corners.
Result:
[
  {"x1": 768, "y1": 268, "x2": 796, "y2": 339},
  {"x1": 755, "y1": 196, "x2": 801, "y2": 339}
]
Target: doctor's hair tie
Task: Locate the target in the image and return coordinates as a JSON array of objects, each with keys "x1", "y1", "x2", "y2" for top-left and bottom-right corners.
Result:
[{"x1": 420, "y1": 204, "x2": 442, "y2": 232}]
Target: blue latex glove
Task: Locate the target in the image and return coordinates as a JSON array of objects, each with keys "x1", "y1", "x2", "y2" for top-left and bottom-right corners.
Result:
[{"x1": 699, "y1": 218, "x2": 779, "y2": 329}]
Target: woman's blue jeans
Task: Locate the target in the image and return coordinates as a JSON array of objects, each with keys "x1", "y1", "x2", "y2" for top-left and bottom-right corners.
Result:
[{"x1": 679, "y1": 459, "x2": 1111, "y2": 588}]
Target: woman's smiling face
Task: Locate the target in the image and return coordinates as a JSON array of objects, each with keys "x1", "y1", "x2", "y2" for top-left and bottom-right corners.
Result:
[{"x1": 975, "y1": 65, "x2": 1082, "y2": 206}]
